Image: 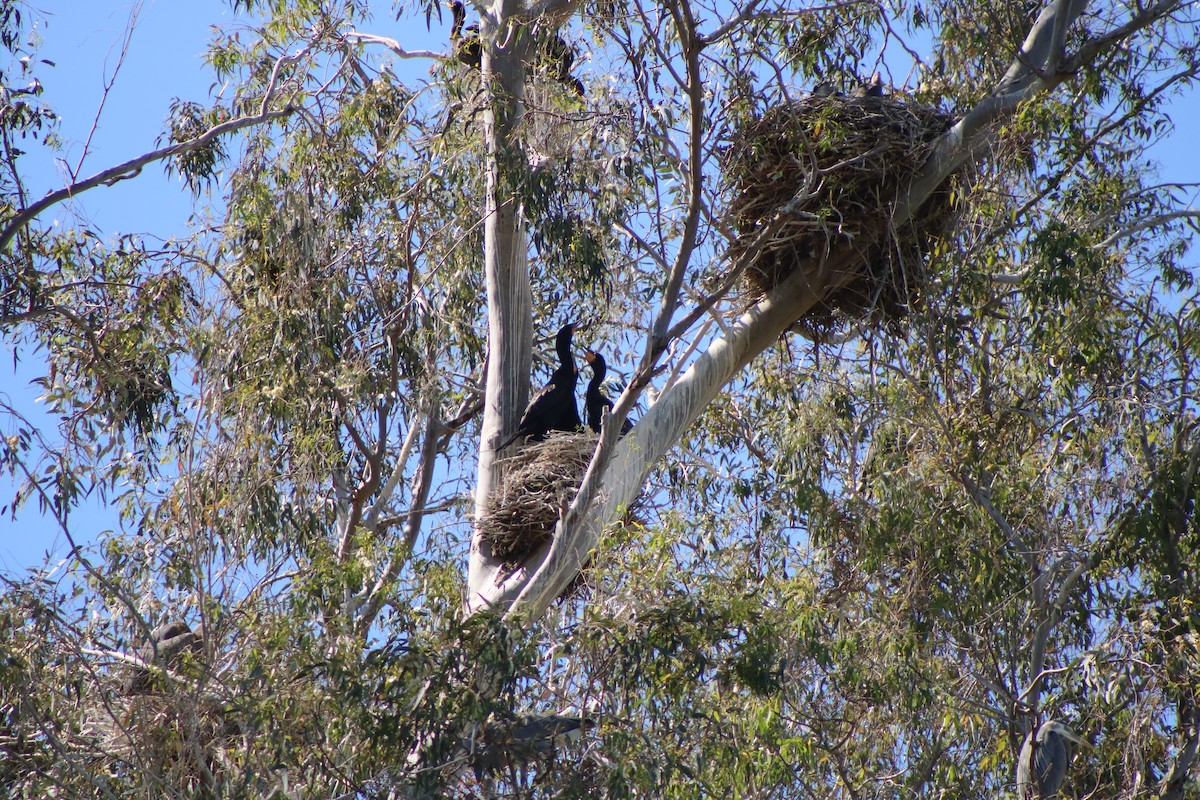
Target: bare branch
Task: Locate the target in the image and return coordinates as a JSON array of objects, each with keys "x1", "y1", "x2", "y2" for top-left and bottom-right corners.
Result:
[
  {"x1": 1094, "y1": 209, "x2": 1200, "y2": 248},
  {"x1": 655, "y1": 1, "x2": 706, "y2": 341},
  {"x1": 957, "y1": 471, "x2": 1036, "y2": 572},
  {"x1": 402, "y1": 402, "x2": 442, "y2": 553},
  {"x1": 363, "y1": 409, "x2": 423, "y2": 530},
  {"x1": 695, "y1": 0, "x2": 771, "y2": 46},
  {"x1": 0, "y1": 45, "x2": 307, "y2": 251},
  {"x1": 74, "y1": 0, "x2": 141, "y2": 179},
  {"x1": 898, "y1": 0, "x2": 1184, "y2": 223},
  {"x1": 342, "y1": 31, "x2": 446, "y2": 61},
  {"x1": 1019, "y1": 556, "x2": 1088, "y2": 709}
]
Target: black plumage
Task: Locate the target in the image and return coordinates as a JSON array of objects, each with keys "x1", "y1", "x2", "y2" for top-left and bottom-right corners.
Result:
[
  {"x1": 537, "y1": 32, "x2": 585, "y2": 96},
  {"x1": 584, "y1": 349, "x2": 632, "y2": 436},
  {"x1": 498, "y1": 323, "x2": 581, "y2": 450},
  {"x1": 450, "y1": 1, "x2": 482, "y2": 69}
]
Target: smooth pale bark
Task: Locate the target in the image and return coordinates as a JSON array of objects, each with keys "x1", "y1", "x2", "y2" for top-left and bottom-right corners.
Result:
[
  {"x1": 469, "y1": 0, "x2": 535, "y2": 597},
  {"x1": 466, "y1": 0, "x2": 584, "y2": 602}
]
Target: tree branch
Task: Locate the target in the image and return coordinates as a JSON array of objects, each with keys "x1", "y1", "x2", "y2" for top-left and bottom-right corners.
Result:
[
  {"x1": 342, "y1": 31, "x2": 446, "y2": 61},
  {"x1": 402, "y1": 402, "x2": 442, "y2": 553},
  {"x1": 467, "y1": 0, "x2": 536, "y2": 604},
  {"x1": 897, "y1": 0, "x2": 1182, "y2": 222},
  {"x1": 0, "y1": 44, "x2": 306, "y2": 252},
  {"x1": 1094, "y1": 209, "x2": 1200, "y2": 249},
  {"x1": 467, "y1": 0, "x2": 1191, "y2": 618}
]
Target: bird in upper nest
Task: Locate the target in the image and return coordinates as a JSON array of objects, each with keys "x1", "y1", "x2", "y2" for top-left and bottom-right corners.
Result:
[
  {"x1": 1016, "y1": 719, "x2": 1084, "y2": 799},
  {"x1": 497, "y1": 322, "x2": 582, "y2": 450},
  {"x1": 584, "y1": 349, "x2": 633, "y2": 437},
  {"x1": 537, "y1": 30, "x2": 586, "y2": 97},
  {"x1": 811, "y1": 79, "x2": 842, "y2": 97},
  {"x1": 449, "y1": 1, "x2": 482, "y2": 70},
  {"x1": 851, "y1": 72, "x2": 885, "y2": 97}
]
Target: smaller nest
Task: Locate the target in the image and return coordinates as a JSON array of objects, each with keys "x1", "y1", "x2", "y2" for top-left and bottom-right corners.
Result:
[
  {"x1": 722, "y1": 93, "x2": 958, "y2": 338},
  {"x1": 82, "y1": 691, "x2": 236, "y2": 788},
  {"x1": 479, "y1": 431, "x2": 598, "y2": 566}
]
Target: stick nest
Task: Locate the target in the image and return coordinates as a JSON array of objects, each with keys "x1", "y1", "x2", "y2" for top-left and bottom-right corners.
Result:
[
  {"x1": 722, "y1": 93, "x2": 959, "y2": 338},
  {"x1": 81, "y1": 691, "x2": 236, "y2": 789},
  {"x1": 479, "y1": 431, "x2": 598, "y2": 566}
]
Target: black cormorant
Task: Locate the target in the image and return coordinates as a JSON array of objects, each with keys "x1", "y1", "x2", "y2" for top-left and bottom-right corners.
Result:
[
  {"x1": 537, "y1": 32, "x2": 585, "y2": 96},
  {"x1": 583, "y1": 349, "x2": 632, "y2": 436},
  {"x1": 498, "y1": 323, "x2": 581, "y2": 449},
  {"x1": 450, "y1": 1, "x2": 482, "y2": 69}
]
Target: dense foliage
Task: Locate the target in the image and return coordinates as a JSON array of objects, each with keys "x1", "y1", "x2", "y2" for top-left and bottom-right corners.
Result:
[{"x1": 2, "y1": 0, "x2": 1199, "y2": 797}]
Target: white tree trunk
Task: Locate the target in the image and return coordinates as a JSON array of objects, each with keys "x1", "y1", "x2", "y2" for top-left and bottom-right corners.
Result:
[{"x1": 468, "y1": 0, "x2": 535, "y2": 597}]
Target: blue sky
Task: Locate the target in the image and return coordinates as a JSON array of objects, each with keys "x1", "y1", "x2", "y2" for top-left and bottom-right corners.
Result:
[
  {"x1": 1, "y1": 1, "x2": 226, "y2": 571},
  {"x1": 2, "y1": 1, "x2": 1197, "y2": 572},
  {"x1": 0, "y1": 1, "x2": 444, "y2": 572}
]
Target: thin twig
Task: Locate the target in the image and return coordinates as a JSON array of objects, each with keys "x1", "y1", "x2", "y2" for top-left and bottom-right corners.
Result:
[{"x1": 0, "y1": 45, "x2": 308, "y2": 251}]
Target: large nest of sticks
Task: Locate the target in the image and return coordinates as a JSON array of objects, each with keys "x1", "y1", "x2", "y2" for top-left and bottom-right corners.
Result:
[
  {"x1": 479, "y1": 431, "x2": 598, "y2": 566},
  {"x1": 721, "y1": 93, "x2": 959, "y2": 338}
]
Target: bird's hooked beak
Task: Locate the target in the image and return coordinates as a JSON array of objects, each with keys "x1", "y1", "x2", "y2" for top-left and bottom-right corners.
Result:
[{"x1": 583, "y1": 349, "x2": 597, "y2": 364}]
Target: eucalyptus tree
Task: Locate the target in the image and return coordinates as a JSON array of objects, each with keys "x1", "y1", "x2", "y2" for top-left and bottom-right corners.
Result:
[{"x1": 2, "y1": 0, "x2": 1199, "y2": 797}]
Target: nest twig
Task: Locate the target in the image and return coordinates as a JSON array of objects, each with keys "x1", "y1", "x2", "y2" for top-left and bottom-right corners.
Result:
[
  {"x1": 479, "y1": 431, "x2": 599, "y2": 566},
  {"x1": 722, "y1": 93, "x2": 959, "y2": 338}
]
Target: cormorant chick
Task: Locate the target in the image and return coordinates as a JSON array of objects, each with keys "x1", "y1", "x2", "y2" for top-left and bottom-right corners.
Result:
[
  {"x1": 450, "y1": 1, "x2": 481, "y2": 69},
  {"x1": 498, "y1": 323, "x2": 581, "y2": 450},
  {"x1": 584, "y1": 349, "x2": 632, "y2": 436},
  {"x1": 851, "y1": 72, "x2": 885, "y2": 97}
]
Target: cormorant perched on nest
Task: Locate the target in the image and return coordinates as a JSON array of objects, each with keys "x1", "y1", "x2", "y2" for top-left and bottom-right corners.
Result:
[
  {"x1": 584, "y1": 349, "x2": 632, "y2": 436},
  {"x1": 450, "y1": 1, "x2": 481, "y2": 69},
  {"x1": 122, "y1": 621, "x2": 204, "y2": 695},
  {"x1": 498, "y1": 323, "x2": 581, "y2": 450}
]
